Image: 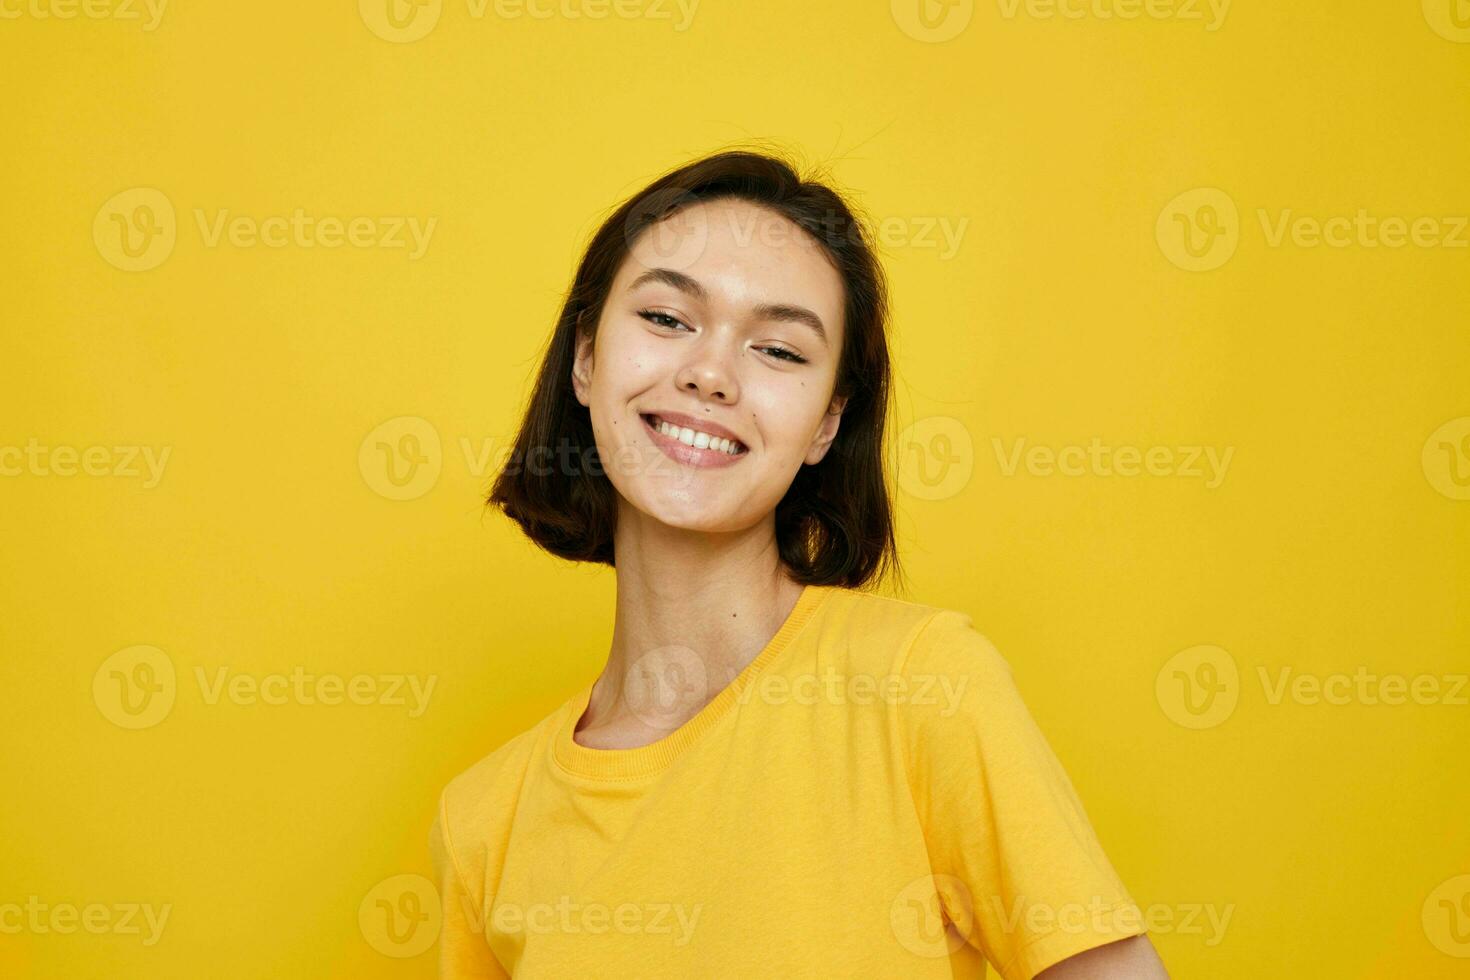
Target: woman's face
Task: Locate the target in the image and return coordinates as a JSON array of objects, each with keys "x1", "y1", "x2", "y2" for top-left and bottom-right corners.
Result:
[{"x1": 571, "y1": 197, "x2": 847, "y2": 534}]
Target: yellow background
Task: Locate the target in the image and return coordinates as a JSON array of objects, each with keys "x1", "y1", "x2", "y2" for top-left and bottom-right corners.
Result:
[{"x1": 2, "y1": 0, "x2": 1468, "y2": 976}]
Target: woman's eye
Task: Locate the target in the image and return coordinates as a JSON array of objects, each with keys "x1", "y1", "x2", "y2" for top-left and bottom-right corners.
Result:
[
  {"x1": 759, "y1": 346, "x2": 807, "y2": 364},
  {"x1": 638, "y1": 310, "x2": 688, "y2": 331},
  {"x1": 638, "y1": 309, "x2": 805, "y2": 364}
]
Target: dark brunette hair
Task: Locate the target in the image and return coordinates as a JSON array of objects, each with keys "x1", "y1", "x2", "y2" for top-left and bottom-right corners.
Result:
[{"x1": 488, "y1": 146, "x2": 901, "y2": 590}]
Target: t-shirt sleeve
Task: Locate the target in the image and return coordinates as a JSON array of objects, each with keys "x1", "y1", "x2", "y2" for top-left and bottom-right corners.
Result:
[
  {"x1": 430, "y1": 790, "x2": 511, "y2": 979},
  {"x1": 896, "y1": 610, "x2": 1148, "y2": 980}
]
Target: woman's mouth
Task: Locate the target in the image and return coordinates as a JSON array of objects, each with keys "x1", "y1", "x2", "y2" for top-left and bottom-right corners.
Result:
[{"x1": 640, "y1": 413, "x2": 748, "y2": 468}]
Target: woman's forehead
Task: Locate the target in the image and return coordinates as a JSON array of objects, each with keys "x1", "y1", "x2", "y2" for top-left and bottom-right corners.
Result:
[{"x1": 621, "y1": 199, "x2": 845, "y2": 317}]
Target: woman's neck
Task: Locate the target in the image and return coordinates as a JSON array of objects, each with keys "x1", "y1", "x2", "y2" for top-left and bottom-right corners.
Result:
[{"x1": 571, "y1": 511, "x2": 806, "y2": 749}]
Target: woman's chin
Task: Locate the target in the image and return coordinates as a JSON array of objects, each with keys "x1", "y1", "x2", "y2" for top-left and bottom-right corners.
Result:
[{"x1": 625, "y1": 493, "x2": 745, "y2": 534}]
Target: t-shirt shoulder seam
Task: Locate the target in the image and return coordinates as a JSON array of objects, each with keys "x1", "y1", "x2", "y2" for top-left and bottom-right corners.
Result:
[
  {"x1": 437, "y1": 785, "x2": 483, "y2": 909},
  {"x1": 842, "y1": 586, "x2": 950, "y2": 620},
  {"x1": 887, "y1": 606, "x2": 965, "y2": 868},
  {"x1": 894, "y1": 606, "x2": 966, "y2": 679}
]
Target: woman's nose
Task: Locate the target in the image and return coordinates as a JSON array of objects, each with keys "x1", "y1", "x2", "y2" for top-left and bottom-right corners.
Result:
[{"x1": 675, "y1": 340, "x2": 739, "y2": 403}]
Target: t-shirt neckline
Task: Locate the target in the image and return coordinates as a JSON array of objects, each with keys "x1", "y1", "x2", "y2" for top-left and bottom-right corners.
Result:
[{"x1": 551, "y1": 583, "x2": 831, "y2": 780}]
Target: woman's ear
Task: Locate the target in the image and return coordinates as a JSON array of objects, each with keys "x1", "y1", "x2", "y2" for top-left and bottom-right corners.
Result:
[
  {"x1": 805, "y1": 393, "x2": 848, "y2": 465},
  {"x1": 570, "y1": 326, "x2": 593, "y2": 407}
]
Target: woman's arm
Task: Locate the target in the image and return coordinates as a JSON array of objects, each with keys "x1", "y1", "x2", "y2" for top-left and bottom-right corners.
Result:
[{"x1": 1036, "y1": 934, "x2": 1170, "y2": 979}]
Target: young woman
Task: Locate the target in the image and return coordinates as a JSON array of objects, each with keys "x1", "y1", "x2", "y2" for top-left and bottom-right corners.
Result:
[{"x1": 431, "y1": 149, "x2": 1169, "y2": 979}]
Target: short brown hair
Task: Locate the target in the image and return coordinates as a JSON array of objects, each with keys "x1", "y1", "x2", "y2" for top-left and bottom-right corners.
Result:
[{"x1": 488, "y1": 146, "x2": 901, "y2": 590}]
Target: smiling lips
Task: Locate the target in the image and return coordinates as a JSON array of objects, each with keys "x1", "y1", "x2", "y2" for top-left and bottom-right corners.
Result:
[{"x1": 640, "y1": 412, "x2": 749, "y2": 468}]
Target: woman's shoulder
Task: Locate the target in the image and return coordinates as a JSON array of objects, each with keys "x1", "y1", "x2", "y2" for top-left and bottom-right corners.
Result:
[
  {"x1": 429, "y1": 703, "x2": 574, "y2": 914},
  {"x1": 435, "y1": 698, "x2": 569, "y2": 828},
  {"x1": 820, "y1": 586, "x2": 1010, "y2": 679}
]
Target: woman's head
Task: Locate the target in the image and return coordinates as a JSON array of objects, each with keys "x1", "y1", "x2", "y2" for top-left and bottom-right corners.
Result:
[{"x1": 489, "y1": 148, "x2": 899, "y2": 589}]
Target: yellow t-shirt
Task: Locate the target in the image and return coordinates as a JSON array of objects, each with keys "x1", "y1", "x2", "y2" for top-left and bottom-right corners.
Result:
[{"x1": 430, "y1": 583, "x2": 1146, "y2": 979}]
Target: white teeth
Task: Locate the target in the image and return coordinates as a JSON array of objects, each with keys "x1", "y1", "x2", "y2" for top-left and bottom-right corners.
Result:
[{"x1": 649, "y1": 416, "x2": 742, "y2": 455}]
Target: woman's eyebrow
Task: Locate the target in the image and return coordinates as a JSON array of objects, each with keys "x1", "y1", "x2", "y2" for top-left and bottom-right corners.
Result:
[
  {"x1": 628, "y1": 267, "x2": 829, "y2": 348},
  {"x1": 630, "y1": 267, "x2": 709, "y2": 302}
]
